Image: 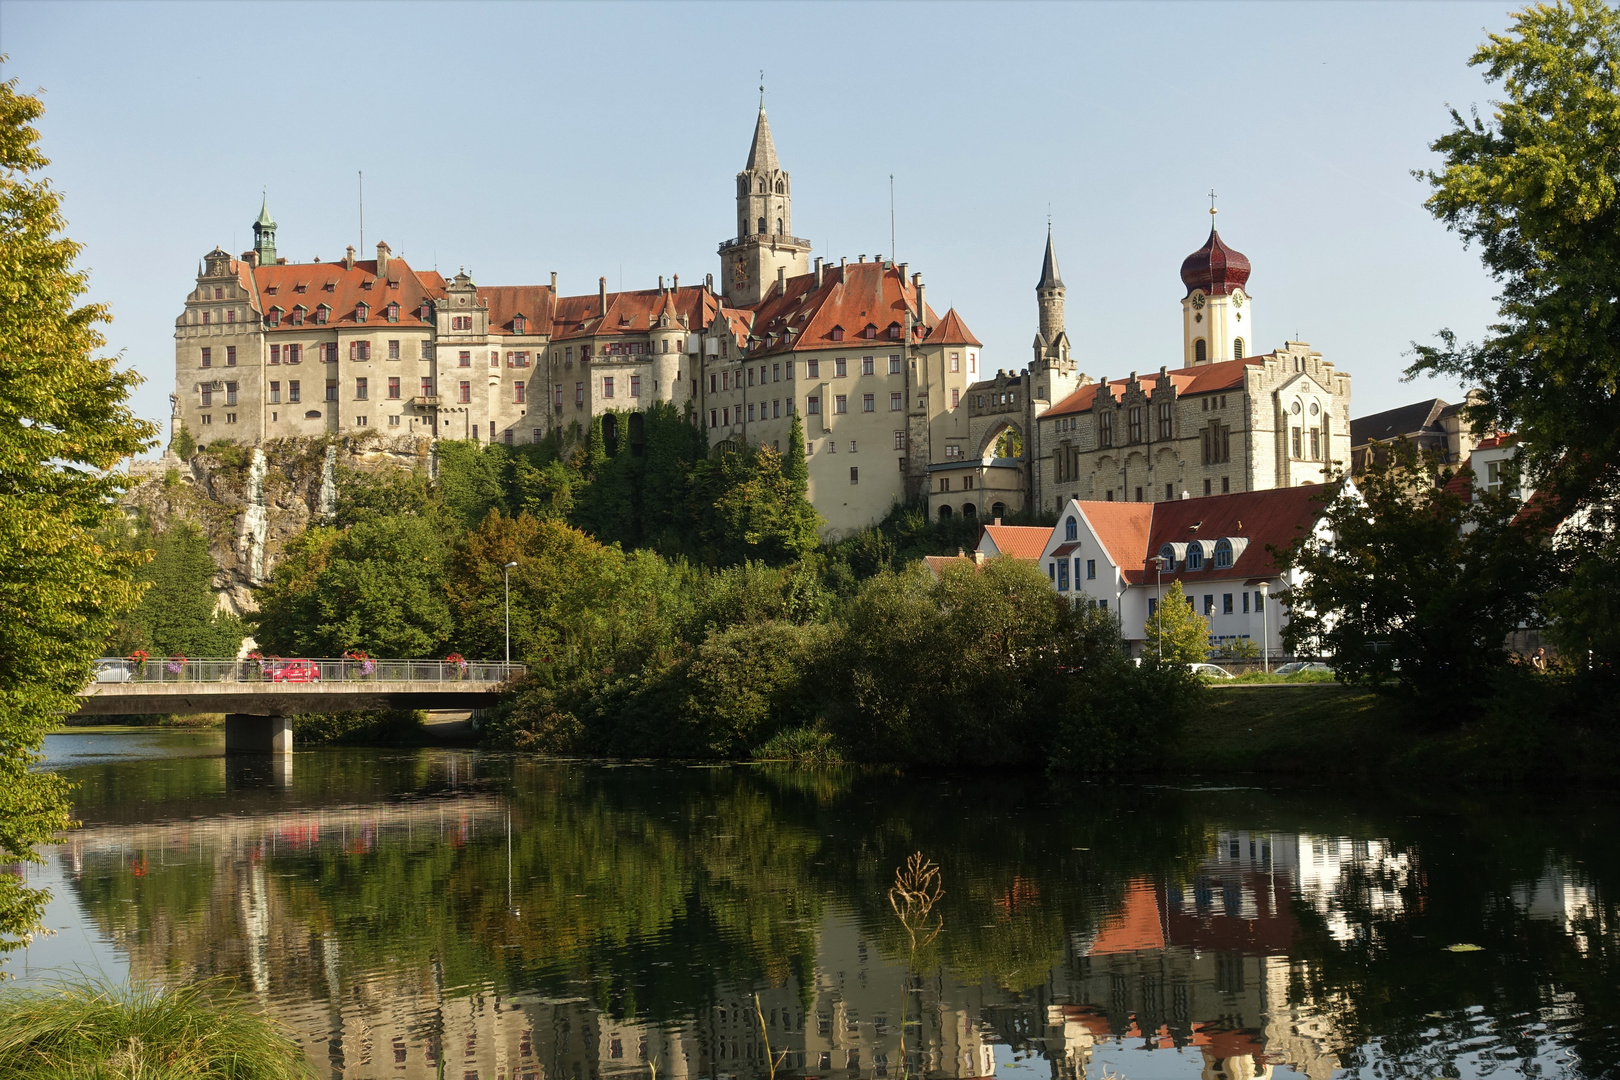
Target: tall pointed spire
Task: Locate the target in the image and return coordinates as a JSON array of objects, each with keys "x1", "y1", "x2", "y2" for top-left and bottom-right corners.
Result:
[
  {"x1": 1038, "y1": 224, "x2": 1063, "y2": 289},
  {"x1": 746, "y1": 105, "x2": 779, "y2": 173},
  {"x1": 252, "y1": 192, "x2": 277, "y2": 265},
  {"x1": 255, "y1": 192, "x2": 276, "y2": 229}
]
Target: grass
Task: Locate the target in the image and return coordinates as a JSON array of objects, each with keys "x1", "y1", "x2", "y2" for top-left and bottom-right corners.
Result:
[
  {"x1": 1170, "y1": 682, "x2": 1399, "y2": 775},
  {"x1": 0, "y1": 979, "x2": 311, "y2": 1079}
]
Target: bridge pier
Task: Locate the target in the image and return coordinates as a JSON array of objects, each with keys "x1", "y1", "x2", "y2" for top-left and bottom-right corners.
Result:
[{"x1": 224, "y1": 714, "x2": 293, "y2": 755}]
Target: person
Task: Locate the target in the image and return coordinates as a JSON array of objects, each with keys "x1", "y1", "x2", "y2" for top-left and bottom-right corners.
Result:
[{"x1": 1531, "y1": 647, "x2": 1547, "y2": 673}]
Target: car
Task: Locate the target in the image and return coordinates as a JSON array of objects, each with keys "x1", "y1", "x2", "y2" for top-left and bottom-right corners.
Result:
[
  {"x1": 1274, "y1": 661, "x2": 1334, "y2": 676},
  {"x1": 93, "y1": 659, "x2": 134, "y2": 683},
  {"x1": 265, "y1": 659, "x2": 321, "y2": 683},
  {"x1": 1187, "y1": 663, "x2": 1236, "y2": 679}
]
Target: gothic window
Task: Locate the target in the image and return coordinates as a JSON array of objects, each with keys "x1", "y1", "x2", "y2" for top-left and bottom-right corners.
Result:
[
  {"x1": 775, "y1": 179, "x2": 785, "y2": 194},
  {"x1": 1065, "y1": 516, "x2": 1078, "y2": 542},
  {"x1": 1234, "y1": 337, "x2": 1245, "y2": 359},
  {"x1": 776, "y1": 218, "x2": 783, "y2": 234},
  {"x1": 758, "y1": 217, "x2": 767, "y2": 234},
  {"x1": 1194, "y1": 338, "x2": 1207, "y2": 363},
  {"x1": 758, "y1": 179, "x2": 765, "y2": 193}
]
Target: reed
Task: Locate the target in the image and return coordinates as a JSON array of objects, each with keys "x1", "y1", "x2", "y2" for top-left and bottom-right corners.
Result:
[{"x1": 0, "y1": 978, "x2": 311, "y2": 1080}]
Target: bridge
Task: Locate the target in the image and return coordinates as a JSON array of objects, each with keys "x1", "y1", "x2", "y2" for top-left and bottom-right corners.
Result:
[{"x1": 76, "y1": 657, "x2": 523, "y2": 754}]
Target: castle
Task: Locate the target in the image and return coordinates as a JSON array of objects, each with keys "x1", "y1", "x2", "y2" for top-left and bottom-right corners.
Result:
[{"x1": 174, "y1": 108, "x2": 1350, "y2": 535}]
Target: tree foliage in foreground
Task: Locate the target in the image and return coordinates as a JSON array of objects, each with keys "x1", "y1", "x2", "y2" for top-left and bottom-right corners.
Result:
[
  {"x1": 1142, "y1": 580, "x2": 1210, "y2": 665},
  {"x1": 0, "y1": 72, "x2": 158, "y2": 956}
]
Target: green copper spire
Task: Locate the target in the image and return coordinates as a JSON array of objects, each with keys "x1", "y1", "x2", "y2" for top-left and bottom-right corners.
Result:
[{"x1": 252, "y1": 192, "x2": 277, "y2": 264}]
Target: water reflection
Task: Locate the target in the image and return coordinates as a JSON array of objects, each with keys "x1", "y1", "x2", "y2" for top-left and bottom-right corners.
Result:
[{"x1": 17, "y1": 746, "x2": 1619, "y2": 1080}]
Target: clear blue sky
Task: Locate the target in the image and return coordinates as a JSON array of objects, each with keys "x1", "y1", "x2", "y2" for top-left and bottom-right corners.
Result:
[{"x1": 2, "y1": 1, "x2": 1514, "y2": 441}]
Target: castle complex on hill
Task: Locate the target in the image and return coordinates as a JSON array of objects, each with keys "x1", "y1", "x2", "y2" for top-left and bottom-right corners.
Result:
[{"x1": 173, "y1": 106, "x2": 1351, "y2": 535}]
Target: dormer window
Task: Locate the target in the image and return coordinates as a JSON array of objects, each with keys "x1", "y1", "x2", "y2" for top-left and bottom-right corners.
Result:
[
  {"x1": 513, "y1": 315, "x2": 526, "y2": 335},
  {"x1": 324, "y1": 281, "x2": 336, "y2": 292},
  {"x1": 291, "y1": 306, "x2": 305, "y2": 326},
  {"x1": 265, "y1": 286, "x2": 278, "y2": 296},
  {"x1": 295, "y1": 283, "x2": 307, "y2": 294},
  {"x1": 386, "y1": 303, "x2": 399, "y2": 323},
  {"x1": 863, "y1": 324, "x2": 877, "y2": 339},
  {"x1": 830, "y1": 326, "x2": 844, "y2": 342},
  {"x1": 887, "y1": 322, "x2": 902, "y2": 340},
  {"x1": 1159, "y1": 543, "x2": 1178, "y2": 569},
  {"x1": 315, "y1": 304, "x2": 330, "y2": 325},
  {"x1": 266, "y1": 307, "x2": 282, "y2": 327},
  {"x1": 355, "y1": 303, "x2": 369, "y2": 322},
  {"x1": 1214, "y1": 539, "x2": 1234, "y2": 569},
  {"x1": 1185, "y1": 544, "x2": 1205, "y2": 572},
  {"x1": 418, "y1": 303, "x2": 430, "y2": 320}
]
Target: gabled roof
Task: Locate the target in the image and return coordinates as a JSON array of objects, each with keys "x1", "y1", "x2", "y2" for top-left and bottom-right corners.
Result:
[
  {"x1": 1136, "y1": 484, "x2": 1331, "y2": 584},
  {"x1": 1350, "y1": 398, "x2": 1451, "y2": 447},
  {"x1": 478, "y1": 285, "x2": 556, "y2": 336},
  {"x1": 245, "y1": 257, "x2": 444, "y2": 330},
  {"x1": 979, "y1": 524, "x2": 1047, "y2": 560},
  {"x1": 743, "y1": 261, "x2": 936, "y2": 356},
  {"x1": 547, "y1": 285, "x2": 717, "y2": 343},
  {"x1": 926, "y1": 307, "x2": 982, "y2": 348},
  {"x1": 1073, "y1": 502, "x2": 1154, "y2": 570},
  {"x1": 1044, "y1": 356, "x2": 1267, "y2": 419}
]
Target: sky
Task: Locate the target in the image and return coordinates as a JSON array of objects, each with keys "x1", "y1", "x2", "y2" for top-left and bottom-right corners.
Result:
[{"x1": 1, "y1": 1, "x2": 1518, "y2": 446}]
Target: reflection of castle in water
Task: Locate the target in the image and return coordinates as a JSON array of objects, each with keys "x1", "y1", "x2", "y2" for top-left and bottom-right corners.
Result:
[{"x1": 55, "y1": 807, "x2": 1598, "y2": 1080}]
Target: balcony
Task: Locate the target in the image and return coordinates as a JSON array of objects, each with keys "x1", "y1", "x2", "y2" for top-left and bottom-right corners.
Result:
[
  {"x1": 410, "y1": 395, "x2": 439, "y2": 409},
  {"x1": 718, "y1": 233, "x2": 812, "y2": 253}
]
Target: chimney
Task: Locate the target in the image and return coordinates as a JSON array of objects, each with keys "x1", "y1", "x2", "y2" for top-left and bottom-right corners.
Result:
[
  {"x1": 916, "y1": 277, "x2": 926, "y2": 324},
  {"x1": 776, "y1": 266, "x2": 786, "y2": 294},
  {"x1": 994, "y1": 517, "x2": 1003, "y2": 526},
  {"x1": 550, "y1": 271, "x2": 558, "y2": 292},
  {"x1": 898, "y1": 261, "x2": 907, "y2": 282},
  {"x1": 376, "y1": 240, "x2": 390, "y2": 279},
  {"x1": 974, "y1": 549, "x2": 985, "y2": 566},
  {"x1": 814, "y1": 257, "x2": 823, "y2": 287},
  {"x1": 859, "y1": 254, "x2": 866, "y2": 263},
  {"x1": 244, "y1": 251, "x2": 259, "y2": 268},
  {"x1": 672, "y1": 273, "x2": 679, "y2": 290},
  {"x1": 599, "y1": 276, "x2": 607, "y2": 317},
  {"x1": 706, "y1": 273, "x2": 714, "y2": 291},
  {"x1": 839, "y1": 256, "x2": 846, "y2": 273},
  {"x1": 659, "y1": 275, "x2": 665, "y2": 291},
  {"x1": 344, "y1": 245, "x2": 355, "y2": 270}
]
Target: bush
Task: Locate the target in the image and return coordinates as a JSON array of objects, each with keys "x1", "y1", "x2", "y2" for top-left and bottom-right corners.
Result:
[
  {"x1": 290, "y1": 710, "x2": 424, "y2": 746},
  {"x1": 1050, "y1": 657, "x2": 1205, "y2": 772},
  {"x1": 0, "y1": 978, "x2": 311, "y2": 1079}
]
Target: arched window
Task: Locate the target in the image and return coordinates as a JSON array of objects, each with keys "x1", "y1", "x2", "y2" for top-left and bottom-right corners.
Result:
[
  {"x1": 775, "y1": 179, "x2": 785, "y2": 194},
  {"x1": 1214, "y1": 539, "x2": 1233, "y2": 569},
  {"x1": 1159, "y1": 543, "x2": 1178, "y2": 568},
  {"x1": 758, "y1": 217, "x2": 767, "y2": 234},
  {"x1": 1065, "y1": 516, "x2": 1078, "y2": 542},
  {"x1": 758, "y1": 179, "x2": 765, "y2": 193},
  {"x1": 1194, "y1": 338, "x2": 1207, "y2": 363},
  {"x1": 1186, "y1": 544, "x2": 1204, "y2": 571},
  {"x1": 1233, "y1": 337, "x2": 1245, "y2": 359},
  {"x1": 938, "y1": 504, "x2": 953, "y2": 520},
  {"x1": 776, "y1": 218, "x2": 783, "y2": 234},
  {"x1": 962, "y1": 503, "x2": 976, "y2": 520}
]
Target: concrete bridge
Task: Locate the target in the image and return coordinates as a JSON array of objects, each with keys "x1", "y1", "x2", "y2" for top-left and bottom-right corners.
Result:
[{"x1": 76, "y1": 657, "x2": 522, "y2": 754}]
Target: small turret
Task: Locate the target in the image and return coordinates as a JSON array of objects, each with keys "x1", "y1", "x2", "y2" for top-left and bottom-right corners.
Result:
[{"x1": 252, "y1": 195, "x2": 277, "y2": 266}]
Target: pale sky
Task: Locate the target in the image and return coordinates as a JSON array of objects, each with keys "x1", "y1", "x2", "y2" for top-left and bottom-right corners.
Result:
[{"x1": 2, "y1": 1, "x2": 1514, "y2": 444}]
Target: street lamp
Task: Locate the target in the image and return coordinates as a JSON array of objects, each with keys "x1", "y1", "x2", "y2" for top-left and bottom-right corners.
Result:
[
  {"x1": 1260, "y1": 580, "x2": 1270, "y2": 674},
  {"x1": 503, "y1": 561, "x2": 519, "y2": 672},
  {"x1": 1150, "y1": 555, "x2": 1169, "y2": 662}
]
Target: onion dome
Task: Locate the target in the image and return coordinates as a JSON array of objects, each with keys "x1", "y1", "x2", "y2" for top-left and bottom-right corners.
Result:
[{"x1": 1179, "y1": 228, "x2": 1250, "y2": 296}]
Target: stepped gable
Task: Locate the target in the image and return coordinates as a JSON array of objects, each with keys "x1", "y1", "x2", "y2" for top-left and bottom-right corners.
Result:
[
  {"x1": 252, "y1": 257, "x2": 444, "y2": 329},
  {"x1": 1044, "y1": 356, "x2": 1267, "y2": 420},
  {"x1": 926, "y1": 307, "x2": 982, "y2": 347},
  {"x1": 743, "y1": 260, "x2": 936, "y2": 356}
]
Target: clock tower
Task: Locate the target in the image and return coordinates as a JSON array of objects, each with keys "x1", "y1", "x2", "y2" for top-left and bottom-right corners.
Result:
[
  {"x1": 1179, "y1": 210, "x2": 1253, "y2": 367},
  {"x1": 719, "y1": 103, "x2": 811, "y2": 306}
]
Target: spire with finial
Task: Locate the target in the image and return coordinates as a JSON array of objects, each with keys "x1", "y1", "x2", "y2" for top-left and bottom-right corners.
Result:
[
  {"x1": 746, "y1": 96, "x2": 779, "y2": 173},
  {"x1": 252, "y1": 190, "x2": 277, "y2": 264},
  {"x1": 1038, "y1": 222, "x2": 1063, "y2": 290}
]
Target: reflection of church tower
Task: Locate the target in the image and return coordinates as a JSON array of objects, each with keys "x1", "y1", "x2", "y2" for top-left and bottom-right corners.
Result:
[
  {"x1": 1179, "y1": 210, "x2": 1252, "y2": 367},
  {"x1": 719, "y1": 103, "x2": 811, "y2": 306}
]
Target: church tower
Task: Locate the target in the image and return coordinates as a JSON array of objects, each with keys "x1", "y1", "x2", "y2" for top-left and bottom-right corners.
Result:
[
  {"x1": 719, "y1": 104, "x2": 811, "y2": 306},
  {"x1": 1179, "y1": 210, "x2": 1253, "y2": 366},
  {"x1": 252, "y1": 196, "x2": 277, "y2": 266},
  {"x1": 1029, "y1": 227, "x2": 1078, "y2": 402}
]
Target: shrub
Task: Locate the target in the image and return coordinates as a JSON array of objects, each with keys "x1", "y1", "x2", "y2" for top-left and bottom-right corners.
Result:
[{"x1": 290, "y1": 710, "x2": 424, "y2": 746}]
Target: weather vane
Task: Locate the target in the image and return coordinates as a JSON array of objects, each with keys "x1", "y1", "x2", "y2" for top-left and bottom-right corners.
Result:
[{"x1": 1209, "y1": 188, "x2": 1218, "y2": 218}]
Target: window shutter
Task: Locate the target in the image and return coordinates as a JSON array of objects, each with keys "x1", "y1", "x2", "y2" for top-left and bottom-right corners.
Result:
[{"x1": 349, "y1": 341, "x2": 358, "y2": 360}]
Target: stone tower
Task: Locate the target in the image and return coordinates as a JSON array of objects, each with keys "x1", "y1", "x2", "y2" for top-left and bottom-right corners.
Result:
[
  {"x1": 1029, "y1": 227, "x2": 1078, "y2": 403},
  {"x1": 252, "y1": 196, "x2": 277, "y2": 266},
  {"x1": 719, "y1": 104, "x2": 811, "y2": 306},
  {"x1": 1179, "y1": 211, "x2": 1253, "y2": 366}
]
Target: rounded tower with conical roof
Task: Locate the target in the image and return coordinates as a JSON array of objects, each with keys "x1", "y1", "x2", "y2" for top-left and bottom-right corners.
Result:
[
  {"x1": 1179, "y1": 210, "x2": 1252, "y2": 366},
  {"x1": 719, "y1": 103, "x2": 811, "y2": 306}
]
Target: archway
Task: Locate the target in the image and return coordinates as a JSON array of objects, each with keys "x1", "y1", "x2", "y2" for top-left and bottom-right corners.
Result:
[
  {"x1": 938, "y1": 504, "x2": 953, "y2": 521},
  {"x1": 991, "y1": 501, "x2": 1007, "y2": 519},
  {"x1": 976, "y1": 419, "x2": 1027, "y2": 463},
  {"x1": 961, "y1": 503, "x2": 976, "y2": 521}
]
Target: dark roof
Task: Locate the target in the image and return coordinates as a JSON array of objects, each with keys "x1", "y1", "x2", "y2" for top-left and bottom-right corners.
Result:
[
  {"x1": 1038, "y1": 229, "x2": 1063, "y2": 289},
  {"x1": 1180, "y1": 227, "x2": 1251, "y2": 297},
  {"x1": 1350, "y1": 398, "x2": 1450, "y2": 447}
]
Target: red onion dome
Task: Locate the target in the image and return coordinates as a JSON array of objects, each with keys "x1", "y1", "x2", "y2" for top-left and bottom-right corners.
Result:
[{"x1": 1179, "y1": 228, "x2": 1251, "y2": 296}]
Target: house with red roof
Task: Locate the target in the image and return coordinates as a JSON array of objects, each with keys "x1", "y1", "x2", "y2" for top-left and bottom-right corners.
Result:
[{"x1": 1038, "y1": 482, "x2": 1351, "y2": 657}]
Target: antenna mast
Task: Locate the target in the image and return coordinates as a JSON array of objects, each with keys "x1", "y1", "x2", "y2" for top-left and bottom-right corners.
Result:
[
  {"x1": 890, "y1": 174, "x2": 896, "y2": 264},
  {"x1": 359, "y1": 171, "x2": 365, "y2": 253}
]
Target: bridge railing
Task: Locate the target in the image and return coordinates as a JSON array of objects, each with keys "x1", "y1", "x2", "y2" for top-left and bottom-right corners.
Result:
[{"x1": 94, "y1": 658, "x2": 525, "y2": 687}]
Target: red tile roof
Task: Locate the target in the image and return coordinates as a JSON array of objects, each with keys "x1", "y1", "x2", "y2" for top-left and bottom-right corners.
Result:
[
  {"x1": 547, "y1": 285, "x2": 718, "y2": 343},
  {"x1": 1126, "y1": 484, "x2": 1333, "y2": 585},
  {"x1": 478, "y1": 285, "x2": 556, "y2": 336},
  {"x1": 1044, "y1": 356, "x2": 1267, "y2": 419},
  {"x1": 1073, "y1": 502, "x2": 1154, "y2": 571},
  {"x1": 1087, "y1": 879, "x2": 1165, "y2": 955},
  {"x1": 980, "y1": 524, "x2": 1048, "y2": 560},
  {"x1": 742, "y1": 261, "x2": 937, "y2": 356},
  {"x1": 252, "y1": 257, "x2": 445, "y2": 330},
  {"x1": 926, "y1": 307, "x2": 982, "y2": 347}
]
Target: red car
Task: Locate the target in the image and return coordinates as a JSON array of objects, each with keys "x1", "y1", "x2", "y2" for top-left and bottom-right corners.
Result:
[{"x1": 266, "y1": 659, "x2": 321, "y2": 683}]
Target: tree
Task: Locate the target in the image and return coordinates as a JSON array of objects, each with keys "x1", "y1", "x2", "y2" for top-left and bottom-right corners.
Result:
[
  {"x1": 1276, "y1": 446, "x2": 1552, "y2": 710},
  {"x1": 0, "y1": 74, "x2": 158, "y2": 956},
  {"x1": 1412, "y1": 1, "x2": 1620, "y2": 665},
  {"x1": 1142, "y1": 580, "x2": 1209, "y2": 665},
  {"x1": 127, "y1": 522, "x2": 245, "y2": 657}
]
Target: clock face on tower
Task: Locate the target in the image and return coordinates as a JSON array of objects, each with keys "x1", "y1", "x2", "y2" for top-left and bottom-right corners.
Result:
[
  {"x1": 1190, "y1": 291, "x2": 1206, "y2": 310},
  {"x1": 1231, "y1": 289, "x2": 1245, "y2": 309}
]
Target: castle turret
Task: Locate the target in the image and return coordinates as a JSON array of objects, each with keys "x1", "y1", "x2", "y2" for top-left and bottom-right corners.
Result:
[
  {"x1": 719, "y1": 101, "x2": 811, "y2": 306},
  {"x1": 252, "y1": 195, "x2": 277, "y2": 266}
]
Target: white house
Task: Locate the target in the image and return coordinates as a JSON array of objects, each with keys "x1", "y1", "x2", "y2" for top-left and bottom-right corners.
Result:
[{"x1": 1037, "y1": 482, "x2": 1352, "y2": 658}]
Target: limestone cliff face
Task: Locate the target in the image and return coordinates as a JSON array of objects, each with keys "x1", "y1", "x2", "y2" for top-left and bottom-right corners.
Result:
[{"x1": 124, "y1": 434, "x2": 432, "y2": 616}]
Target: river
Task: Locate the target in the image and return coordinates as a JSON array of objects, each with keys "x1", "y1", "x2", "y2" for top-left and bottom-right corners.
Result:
[{"x1": 8, "y1": 730, "x2": 1617, "y2": 1080}]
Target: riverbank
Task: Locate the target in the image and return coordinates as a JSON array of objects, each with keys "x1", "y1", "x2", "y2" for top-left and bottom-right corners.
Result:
[{"x1": 1171, "y1": 683, "x2": 1620, "y2": 782}]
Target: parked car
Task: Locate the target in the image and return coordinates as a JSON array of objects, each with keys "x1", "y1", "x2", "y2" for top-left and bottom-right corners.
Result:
[
  {"x1": 1187, "y1": 663, "x2": 1236, "y2": 679},
  {"x1": 265, "y1": 659, "x2": 321, "y2": 683},
  {"x1": 93, "y1": 659, "x2": 134, "y2": 683},
  {"x1": 1274, "y1": 661, "x2": 1334, "y2": 676}
]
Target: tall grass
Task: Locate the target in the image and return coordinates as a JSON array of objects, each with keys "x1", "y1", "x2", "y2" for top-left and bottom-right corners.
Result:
[{"x1": 0, "y1": 979, "x2": 311, "y2": 1080}]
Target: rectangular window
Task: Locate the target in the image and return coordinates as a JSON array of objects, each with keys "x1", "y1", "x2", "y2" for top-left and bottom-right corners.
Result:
[
  {"x1": 421, "y1": 341, "x2": 433, "y2": 359},
  {"x1": 1057, "y1": 560, "x2": 1070, "y2": 591},
  {"x1": 603, "y1": 376, "x2": 614, "y2": 398},
  {"x1": 1222, "y1": 476, "x2": 1230, "y2": 493},
  {"x1": 630, "y1": 374, "x2": 641, "y2": 398},
  {"x1": 835, "y1": 394, "x2": 848, "y2": 414},
  {"x1": 575, "y1": 382, "x2": 584, "y2": 405},
  {"x1": 1310, "y1": 427, "x2": 1321, "y2": 460},
  {"x1": 1158, "y1": 401, "x2": 1173, "y2": 438},
  {"x1": 458, "y1": 381, "x2": 470, "y2": 404},
  {"x1": 459, "y1": 351, "x2": 471, "y2": 367},
  {"x1": 270, "y1": 345, "x2": 281, "y2": 365},
  {"x1": 504, "y1": 429, "x2": 513, "y2": 446},
  {"x1": 355, "y1": 377, "x2": 368, "y2": 400},
  {"x1": 772, "y1": 363, "x2": 780, "y2": 382},
  {"x1": 388, "y1": 377, "x2": 400, "y2": 399},
  {"x1": 200, "y1": 387, "x2": 212, "y2": 407},
  {"x1": 890, "y1": 392, "x2": 902, "y2": 411},
  {"x1": 862, "y1": 393, "x2": 875, "y2": 412},
  {"x1": 748, "y1": 403, "x2": 755, "y2": 422},
  {"x1": 849, "y1": 467, "x2": 859, "y2": 485},
  {"x1": 1223, "y1": 593, "x2": 1234, "y2": 614},
  {"x1": 747, "y1": 368, "x2": 755, "y2": 387},
  {"x1": 722, "y1": 372, "x2": 730, "y2": 391},
  {"x1": 420, "y1": 377, "x2": 432, "y2": 398},
  {"x1": 289, "y1": 381, "x2": 301, "y2": 403},
  {"x1": 894, "y1": 430, "x2": 905, "y2": 450},
  {"x1": 950, "y1": 352, "x2": 960, "y2": 372},
  {"x1": 515, "y1": 381, "x2": 526, "y2": 404},
  {"x1": 862, "y1": 356, "x2": 874, "y2": 376},
  {"x1": 555, "y1": 383, "x2": 563, "y2": 407},
  {"x1": 1099, "y1": 598, "x2": 1108, "y2": 612},
  {"x1": 201, "y1": 347, "x2": 211, "y2": 368},
  {"x1": 355, "y1": 414, "x2": 368, "y2": 427},
  {"x1": 225, "y1": 346, "x2": 237, "y2": 367},
  {"x1": 723, "y1": 407, "x2": 730, "y2": 425},
  {"x1": 951, "y1": 388, "x2": 960, "y2": 409},
  {"x1": 709, "y1": 373, "x2": 717, "y2": 393},
  {"x1": 1292, "y1": 427, "x2": 1303, "y2": 458},
  {"x1": 1205, "y1": 478, "x2": 1213, "y2": 496},
  {"x1": 288, "y1": 344, "x2": 301, "y2": 364},
  {"x1": 1129, "y1": 406, "x2": 1142, "y2": 443},
  {"x1": 1243, "y1": 592, "x2": 1250, "y2": 614},
  {"x1": 889, "y1": 355, "x2": 902, "y2": 375},
  {"x1": 201, "y1": 311, "x2": 209, "y2": 325},
  {"x1": 807, "y1": 395, "x2": 820, "y2": 415},
  {"x1": 1204, "y1": 595, "x2": 1215, "y2": 615},
  {"x1": 490, "y1": 351, "x2": 499, "y2": 368},
  {"x1": 835, "y1": 358, "x2": 847, "y2": 378},
  {"x1": 269, "y1": 381, "x2": 281, "y2": 404},
  {"x1": 388, "y1": 340, "x2": 400, "y2": 359},
  {"x1": 807, "y1": 359, "x2": 820, "y2": 379},
  {"x1": 325, "y1": 380, "x2": 338, "y2": 402},
  {"x1": 1254, "y1": 589, "x2": 1264, "y2": 611},
  {"x1": 1148, "y1": 597, "x2": 1159, "y2": 618},
  {"x1": 1087, "y1": 559, "x2": 1096, "y2": 580},
  {"x1": 1099, "y1": 410, "x2": 1114, "y2": 447},
  {"x1": 359, "y1": 341, "x2": 371, "y2": 360},
  {"x1": 710, "y1": 409, "x2": 718, "y2": 428}
]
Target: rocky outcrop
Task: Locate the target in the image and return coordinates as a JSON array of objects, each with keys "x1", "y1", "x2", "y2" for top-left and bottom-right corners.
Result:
[{"x1": 122, "y1": 434, "x2": 433, "y2": 616}]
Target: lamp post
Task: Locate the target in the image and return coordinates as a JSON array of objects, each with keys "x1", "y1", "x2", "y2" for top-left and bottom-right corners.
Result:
[
  {"x1": 1260, "y1": 580, "x2": 1270, "y2": 674},
  {"x1": 503, "y1": 561, "x2": 519, "y2": 673},
  {"x1": 1152, "y1": 555, "x2": 1168, "y2": 662}
]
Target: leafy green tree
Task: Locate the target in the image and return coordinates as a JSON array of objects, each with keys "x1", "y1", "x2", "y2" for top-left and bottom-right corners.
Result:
[
  {"x1": 252, "y1": 515, "x2": 452, "y2": 657},
  {"x1": 1412, "y1": 0, "x2": 1620, "y2": 665},
  {"x1": 435, "y1": 440, "x2": 507, "y2": 528},
  {"x1": 1277, "y1": 448, "x2": 1552, "y2": 710},
  {"x1": 676, "y1": 621, "x2": 832, "y2": 756},
  {"x1": 332, "y1": 464, "x2": 440, "y2": 529},
  {"x1": 127, "y1": 522, "x2": 245, "y2": 657},
  {"x1": 0, "y1": 74, "x2": 158, "y2": 955},
  {"x1": 1142, "y1": 580, "x2": 1209, "y2": 664},
  {"x1": 696, "y1": 445, "x2": 822, "y2": 565}
]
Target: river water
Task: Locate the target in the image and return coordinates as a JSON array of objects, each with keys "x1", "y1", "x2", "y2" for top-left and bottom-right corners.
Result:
[{"x1": 9, "y1": 731, "x2": 1618, "y2": 1080}]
